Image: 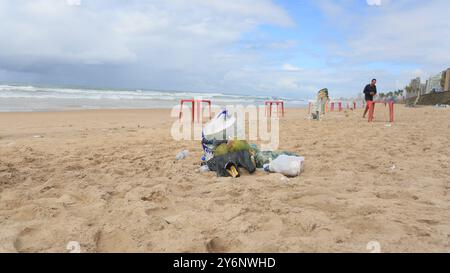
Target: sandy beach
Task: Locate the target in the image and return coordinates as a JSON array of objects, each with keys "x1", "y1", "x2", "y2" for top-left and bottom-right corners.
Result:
[{"x1": 0, "y1": 106, "x2": 449, "y2": 253}]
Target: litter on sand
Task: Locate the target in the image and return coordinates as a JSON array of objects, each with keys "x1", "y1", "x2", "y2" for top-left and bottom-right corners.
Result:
[
  {"x1": 199, "y1": 165, "x2": 210, "y2": 173},
  {"x1": 200, "y1": 109, "x2": 305, "y2": 178},
  {"x1": 176, "y1": 150, "x2": 189, "y2": 160},
  {"x1": 207, "y1": 148, "x2": 255, "y2": 178},
  {"x1": 265, "y1": 155, "x2": 305, "y2": 177}
]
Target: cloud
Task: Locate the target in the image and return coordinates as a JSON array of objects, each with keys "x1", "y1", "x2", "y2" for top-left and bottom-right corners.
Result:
[
  {"x1": 0, "y1": 0, "x2": 296, "y2": 95},
  {"x1": 66, "y1": 0, "x2": 81, "y2": 6},
  {"x1": 282, "y1": 63, "x2": 303, "y2": 72},
  {"x1": 366, "y1": 0, "x2": 382, "y2": 6},
  {"x1": 345, "y1": 0, "x2": 450, "y2": 69},
  {"x1": 309, "y1": 0, "x2": 450, "y2": 95}
]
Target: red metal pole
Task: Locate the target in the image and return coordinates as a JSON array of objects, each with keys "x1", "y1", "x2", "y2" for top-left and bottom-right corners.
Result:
[{"x1": 389, "y1": 102, "x2": 394, "y2": 123}]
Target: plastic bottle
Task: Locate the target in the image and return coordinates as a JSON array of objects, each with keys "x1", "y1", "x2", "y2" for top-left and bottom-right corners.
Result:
[
  {"x1": 199, "y1": 165, "x2": 210, "y2": 172},
  {"x1": 176, "y1": 150, "x2": 189, "y2": 160}
]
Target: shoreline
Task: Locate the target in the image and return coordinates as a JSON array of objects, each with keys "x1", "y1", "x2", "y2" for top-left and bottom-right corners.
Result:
[
  {"x1": 0, "y1": 105, "x2": 308, "y2": 114},
  {"x1": 0, "y1": 84, "x2": 308, "y2": 113}
]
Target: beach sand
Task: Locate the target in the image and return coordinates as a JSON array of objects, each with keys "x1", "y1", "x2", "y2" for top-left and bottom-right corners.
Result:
[{"x1": 0, "y1": 106, "x2": 449, "y2": 253}]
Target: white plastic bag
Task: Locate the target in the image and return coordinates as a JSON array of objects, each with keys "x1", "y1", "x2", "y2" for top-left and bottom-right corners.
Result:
[{"x1": 268, "y1": 155, "x2": 305, "y2": 177}]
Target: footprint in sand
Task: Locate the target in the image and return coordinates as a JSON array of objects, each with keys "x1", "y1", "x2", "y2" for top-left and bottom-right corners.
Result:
[
  {"x1": 13, "y1": 227, "x2": 38, "y2": 253},
  {"x1": 0, "y1": 228, "x2": 22, "y2": 253},
  {"x1": 417, "y1": 219, "x2": 440, "y2": 226},
  {"x1": 375, "y1": 192, "x2": 398, "y2": 199},
  {"x1": 206, "y1": 237, "x2": 240, "y2": 253},
  {"x1": 95, "y1": 230, "x2": 139, "y2": 253},
  {"x1": 140, "y1": 185, "x2": 169, "y2": 203}
]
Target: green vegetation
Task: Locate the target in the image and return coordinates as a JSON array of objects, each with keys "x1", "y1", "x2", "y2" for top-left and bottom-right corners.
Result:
[{"x1": 379, "y1": 89, "x2": 404, "y2": 98}]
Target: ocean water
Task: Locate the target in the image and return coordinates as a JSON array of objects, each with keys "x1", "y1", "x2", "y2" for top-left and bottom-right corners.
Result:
[{"x1": 0, "y1": 84, "x2": 306, "y2": 112}]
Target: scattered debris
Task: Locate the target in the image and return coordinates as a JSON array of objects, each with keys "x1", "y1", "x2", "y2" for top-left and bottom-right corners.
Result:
[
  {"x1": 175, "y1": 150, "x2": 189, "y2": 161},
  {"x1": 199, "y1": 165, "x2": 210, "y2": 173}
]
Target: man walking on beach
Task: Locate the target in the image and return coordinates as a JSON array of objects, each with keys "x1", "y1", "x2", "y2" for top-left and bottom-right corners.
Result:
[{"x1": 363, "y1": 79, "x2": 377, "y2": 118}]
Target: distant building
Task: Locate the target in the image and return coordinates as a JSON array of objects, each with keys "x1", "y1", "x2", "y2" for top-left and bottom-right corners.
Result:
[
  {"x1": 411, "y1": 77, "x2": 421, "y2": 92},
  {"x1": 420, "y1": 83, "x2": 426, "y2": 95},
  {"x1": 441, "y1": 68, "x2": 450, "y2": 92},
  {"x1": 425, "y1": 73, "x2": 442, "y2": 93},
  {"x1": 405, "y1": 77, "x2": 421, "y2": 99}
]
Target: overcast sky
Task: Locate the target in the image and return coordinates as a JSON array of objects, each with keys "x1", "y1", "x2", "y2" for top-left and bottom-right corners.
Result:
[{"x1": 0, "y1": 0, "x2": 449, "y2": 98}]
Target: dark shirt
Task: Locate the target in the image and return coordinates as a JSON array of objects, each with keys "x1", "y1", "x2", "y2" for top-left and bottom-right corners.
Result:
[{"x1": 363, "y1": 84, "x2": 377, "y2": 101}]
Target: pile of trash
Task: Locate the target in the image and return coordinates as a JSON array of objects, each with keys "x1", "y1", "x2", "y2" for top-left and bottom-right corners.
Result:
[{"x1": 199, "y1": 110, "x2": 305, "y2": 178}]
